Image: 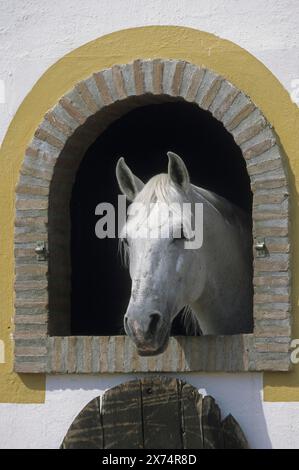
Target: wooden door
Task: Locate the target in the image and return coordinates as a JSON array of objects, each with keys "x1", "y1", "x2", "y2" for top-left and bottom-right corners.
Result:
[{"x1": 61, "y1": 377, "x2": 248, "y2": 449}]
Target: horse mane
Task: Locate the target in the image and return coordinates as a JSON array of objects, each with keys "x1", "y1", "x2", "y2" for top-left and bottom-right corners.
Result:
[
  {"x1": 120, "y1": 173, "x2": 195, "y2": 243},
  {"x1": 192, "y1": 185, "x2": 251, "y2": 228},
  {"x1": 134, "y1": 173, "x2": 187, "y2": 206},
  {"x1": 129, "y1": 173, "x2": 249, "y2": 229},
  {"x1": 119, "y1": 172, "x2": 250, "y2": 260}
]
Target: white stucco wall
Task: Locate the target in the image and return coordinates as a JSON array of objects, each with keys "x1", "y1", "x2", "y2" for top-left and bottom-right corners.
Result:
[
  {"x1": 0, "y1": 374, "x2": 299, "y2": 449},
  {"x1": 0, "y1": 0, "x2": 299, "y2": 449}
]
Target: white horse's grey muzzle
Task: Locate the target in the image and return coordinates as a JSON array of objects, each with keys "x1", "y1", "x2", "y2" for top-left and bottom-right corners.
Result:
[{"x1": 124, "y1": 310, "x2": 169, "y2": 355}]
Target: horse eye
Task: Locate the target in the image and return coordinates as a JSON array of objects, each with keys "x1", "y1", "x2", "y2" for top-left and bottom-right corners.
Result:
[
  {"x1": 182, "y1": 231, "x2": 191, "y2": 241},
  {"x1": 180, "y1": 226, "x2": 194, "y2": 242},
  {"x1": 171, "y1": 226, "x2": 188, "y2": 243}
]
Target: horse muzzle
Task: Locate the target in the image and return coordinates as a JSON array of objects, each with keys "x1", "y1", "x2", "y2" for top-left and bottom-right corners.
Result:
[{"x1": 124, "y1": 310, "x2": 170, "y2": 356}]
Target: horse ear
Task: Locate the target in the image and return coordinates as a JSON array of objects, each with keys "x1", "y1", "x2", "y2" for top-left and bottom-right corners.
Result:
[
  {"x1": 116, "y1": 157, "x2": 144, "y2": 201},
  {"x1": 167, "y1": 151, "x2": 190, "y2": 191}
]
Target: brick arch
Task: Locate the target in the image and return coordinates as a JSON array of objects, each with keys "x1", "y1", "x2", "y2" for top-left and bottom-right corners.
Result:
[{"x1": 14, "y1": 59, "x2": 291, "y2": 373}]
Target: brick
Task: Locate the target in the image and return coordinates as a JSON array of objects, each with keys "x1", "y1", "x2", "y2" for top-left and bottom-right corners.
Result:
[
  {"x1": 75, "y1": 81, "x2": 99, "y2": 114},
  {"x1": 14, "y1": 297, "x2": 48, "y2": 309},
  {"x1": 254, "y1": 218, "x2": 288, "y2": 230},
  {"x1": 15, "y1": 198, "x2": 48, "y2": 211},
  {"x1": 15, "y1": 215, "x2": 48, "y2": 228},
  {"x1": 254, "y1": 259, "x2": 289, "y2": 272},
  {"x1": 21, "y1": 165, "x2": 53, "y2": 182},
  {"x1": 234, "y1": 119, "x2": 267, "y2": 146},
  {"x1": 255, "y1": 226, "x2": 288, "y2": 238},
  {"x1": 266, "y1": 241, "x2": 290, "y2": 253},
  {"x1": 14, "y1": 330, "x2": 47, "y2": 340},
  {"x1": 254, "y1": 309, "x2": 290, "y2": 320},
  {"x1": 112, "y1": 65, "x2": 127, "y2": 100},
  {"x1": 18, "y1": 174, "x2": 50, "y2": 189},
  {"x1": 39, "y1": 118, "x2": 68, "y2": 146},
  {"x1": 201, "y1": 77, "x2": 223, "y2": 110},
  {"x1": 14, "y1": 362, "x2": 46, "y2": 373},
  {"x1": 15, "y1": 346, "x2": 47, "y2": 356},
  {"x1": 171, "y1": 61, "x2": 186, "y2": 96},
  {"x1": 213, "y1": 88, "x2": 239, "y2": 121},
  {"x1": 101, "y1": 68, "x2": 120, "y2": 102},
  {"x1": 51, "y1": 102, "x2": 80, "y2": 133},
  {"x1": 183, "y1": 67, "x2": 204, "y2": 102},
  {"x1": 253, "y1": 274, "x2": 289, "y2": 286},
  {"x1": 15, "y1": 263, "x2": 47, "y2": 278},
  {"x1": 252, "y1": 178, "x2": 287, "y2": 191},
  {"x1": 254, "y1": 340, "x2": 289, "y2": 353},
  {"x1": 14, "y1": 284, "x2": 47, "y2": 299},
  {"x1": 75, "y1": 336, "x2": 85, "y2": 373},
  {"x1": 254, "y1": 210, "x2": 288, "y2": 221},
  {"x1": 44, "y1": 110, "x2": 73, "y2": 137},
  {"x1": 244, "y1": 139, "x2": 276, "y2": 160},
  {"x1": 195, "y1": 70, "x2": 218, "y2": 107},
  {"x1": 15, "y1": 337, "x2": 47, "y2": 348},
  {"x1": 16, "y1": 184, "x2": 49, "y2": 197},
  {"x1": 179, "y1": 64, "x2": 200, "y2": 99},
  {"x1": 133, "y1": 59, "x2": 145, "y2": 95},
  {"x1": 16, "y1": 209, "x2": 48, "y2": 221},
  {"x1": 161, "y1": 60, "x2": 177, "y2": 95},
  {"x1": 255, "y1": 319, "x2": 291, "y2": 337},
  {"x1": 251, "y1": 168, "x2": 286, "y2": 184},
  {"x1": 253, "y1": 355, "x2": 290, "y2": 371},
  {"x1": 15, "y1": 279, "x2": 48, "y2": 291},
  {"x1": 222, "y1": 92, "x2": 252, "y2": 126},
  {"x1": 83, "y1": 336, "x2": 92, "y2": 373},
  {"x1": 253, "y1": 191, "x2": 288, "y2": 205},
  {"x1": 15, "y1": 311, "x2": 47, "y2": 324},
  {"x1": 15, "y1": 304, "x2": 48, "y2": 316},
  {"x1": 152, "y1": 59, "x2": 164, "y2": 94},
  {"x1": 34, "y1": 128, "x2": 65, "y2": 150},
  {"x1": 254, "y1": 293, "x2": 289, "y2": 303},
  {"x1": 119, "y1": 63, "x2": 136, "y2": 97},
  {"x1": 240, "y1": 126, "x2": 274, "y2": 151},
  {"x1": 25, "y1": 146, "x2": 39, "y2": 158},
  {"x1": 93, "y1": 71, "x2": 113, "y2": 104},
  {"x1": 226, "y1": 103, "x2": 256, "y2": 131},
  {"x1": 25, "y1": 148, "x2": 57, "y2": 169},
  {"x1": 247, "y1": 158, "x2": 282, "y2": 176},
  {"x1": 15, "y1": 232, "x2": 48, "y2": 244},
  {"x1": 59, "y1": 96, "x2": 86, "y2": 125}
]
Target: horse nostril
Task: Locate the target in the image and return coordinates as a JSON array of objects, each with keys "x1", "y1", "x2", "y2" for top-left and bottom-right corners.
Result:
[{"x1": 148, "y1": 313, "x2": 161, "y2": 337}]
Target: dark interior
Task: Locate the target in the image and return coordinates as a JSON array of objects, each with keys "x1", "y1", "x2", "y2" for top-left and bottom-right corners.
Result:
[{"x1": 70, "y1": 101, "x2": 252, "y2": 335}]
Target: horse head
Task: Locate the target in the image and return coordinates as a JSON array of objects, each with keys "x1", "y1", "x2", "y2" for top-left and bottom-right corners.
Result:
[{"x1": 116, "y1": 152, "x2": 204, "y2": 355}]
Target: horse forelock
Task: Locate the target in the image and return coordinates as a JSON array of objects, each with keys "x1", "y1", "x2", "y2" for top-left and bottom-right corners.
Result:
[{"x1": 135, "y1": 173, "x2": 188, "y2": 206}]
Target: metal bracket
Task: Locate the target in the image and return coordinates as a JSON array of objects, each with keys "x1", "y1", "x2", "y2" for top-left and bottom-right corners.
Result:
[
  {"x1": 35, "y1": 241, "x2": 48, "y2": 261},
  {"x1": 254, "y1": 237, "x2": 268, "y2": 258}
]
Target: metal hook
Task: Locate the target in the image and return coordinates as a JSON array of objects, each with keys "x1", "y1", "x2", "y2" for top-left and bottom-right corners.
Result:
[
  {"x1": 254, "y1": 238, "x2": 268, "y2": 258},
  {"x1": 35, "y1": 241, "x2": 48, "y2": 261}
]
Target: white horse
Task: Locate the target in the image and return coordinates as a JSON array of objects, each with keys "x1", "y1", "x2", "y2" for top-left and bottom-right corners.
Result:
[{"x1": 116, "y1": 152, "x2": 253, "y2": 356}]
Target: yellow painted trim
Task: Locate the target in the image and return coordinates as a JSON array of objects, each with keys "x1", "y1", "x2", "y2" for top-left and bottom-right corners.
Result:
[{"x1": 0, "y1": 25, "x2": 298, "y2": 403}]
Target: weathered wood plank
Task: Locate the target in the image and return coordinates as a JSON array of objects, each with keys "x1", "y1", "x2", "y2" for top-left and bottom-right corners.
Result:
[
  {"x1": 101, "y1": 380, "x2": 143, "y2": 449},
  {"x1": 60, "y1": 397, "x2": 103, "y2": 449},
  {"x1": 141, "y1": 377, "x2": 182, "y2": 449},
  {"x1": 222, "y1": 414, "x2": 249, "y2": 449},
  {"x1": 61, "y1": 378, "x2": 249, "y2": 450},
  {"x1": 179, "y1": 382, "x2": 203, "y2": 449},
  {"x1": 202, "y1": 395, "x2": 224, "y2": 449}
]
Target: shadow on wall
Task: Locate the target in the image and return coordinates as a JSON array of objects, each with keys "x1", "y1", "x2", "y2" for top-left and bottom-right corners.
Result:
[{"x1": 46, "y1": 373, "x2": 272, "y2": 449}]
